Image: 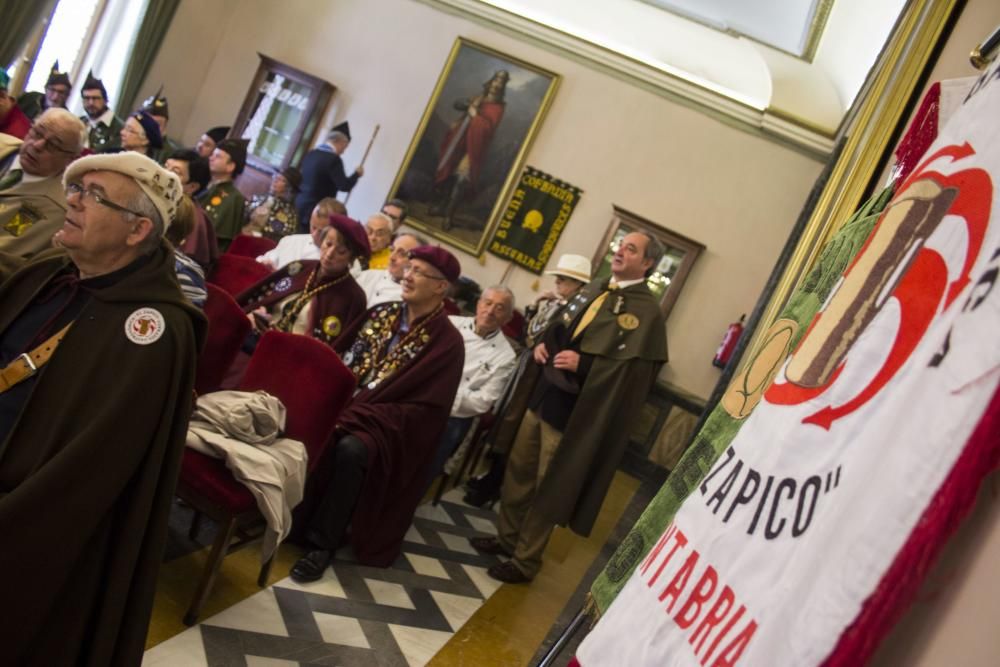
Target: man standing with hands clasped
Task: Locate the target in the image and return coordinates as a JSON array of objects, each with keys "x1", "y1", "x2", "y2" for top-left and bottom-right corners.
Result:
[{"x1": 472, "y1": 231, "x2": 669, "y2": 583}]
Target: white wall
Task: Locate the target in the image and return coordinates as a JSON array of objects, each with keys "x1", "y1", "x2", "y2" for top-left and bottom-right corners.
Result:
[{"x1": 143, "y1": 0, "x2": 825, "y2": 399}]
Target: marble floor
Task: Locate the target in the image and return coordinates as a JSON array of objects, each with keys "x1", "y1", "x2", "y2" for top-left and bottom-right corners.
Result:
[{"x1": 145, "y1": 473, "x2": 642, "y2": 666}]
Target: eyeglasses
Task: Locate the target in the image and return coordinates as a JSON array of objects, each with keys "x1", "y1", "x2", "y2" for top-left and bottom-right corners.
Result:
[
  {"x1": 65, "y1": 182, "x2": 147, "y2": 218},
  {"x1": 402, "y1": 264, "x2": 447, "y2": 281},
  {"x1": 25, "y1": 125, "x2": 75, "y2": 156},
  {"x1": 367, "y1": 227, "x2": 391, "y2": 238},
  {"x1": 81, "y1": 94, "x2": 105, "y2": 102}
]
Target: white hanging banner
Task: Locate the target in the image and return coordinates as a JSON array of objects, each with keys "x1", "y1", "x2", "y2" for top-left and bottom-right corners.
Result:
[{"x1": 579, "y1": 60, "x2": 1000, "y2": 667}]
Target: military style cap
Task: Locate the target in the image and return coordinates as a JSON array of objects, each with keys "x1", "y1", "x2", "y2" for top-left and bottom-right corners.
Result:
[
  {"x1": 46, "y1": 61, "x2": 72, "y2": 89},
  {"x1": 82, "y1": 70, "x2": 108, "y2": 101},
  {"x1": 142, "y1": 86, "x2": 169, "y2": 119},
  {"x1": 409, "y1": 245, "x2": 461, "y2": 282},
  {"x1": 205, "y1": 126, "x2": 229, "y2": 143},
  {"x1": 331, "y1": 121, "x2": 351, "y2": 141},
  {"x1": 216, "y1": 138, "x2": 249, "y2": 175},
  {"x1": 329, "y1": 214, "x2": 371, "y2": 260}
]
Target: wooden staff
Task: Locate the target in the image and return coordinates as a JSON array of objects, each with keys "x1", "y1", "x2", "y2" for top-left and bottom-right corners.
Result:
[{"x1": 344, "y1": 124, "x2": 379, "y2": 205}]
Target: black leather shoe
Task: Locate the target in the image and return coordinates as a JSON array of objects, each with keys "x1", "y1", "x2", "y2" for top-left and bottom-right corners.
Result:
[
  {"x1": 487, "y1": 560, "x2": 533, "y2": 584},
  {"x1": 290, "y1": 550, "x2": 332, "y2": 583},
  {"x1": 469, "y1": 536, "x2": 512, "y2": 557}
]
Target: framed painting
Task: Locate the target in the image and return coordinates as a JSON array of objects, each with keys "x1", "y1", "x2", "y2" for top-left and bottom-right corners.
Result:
[
  {"x1": 388, "y1": 38, "x2": 560, "y2": 256},
  {"x1": 591, "y1": 206, "x2": 705, "y2": 318}
]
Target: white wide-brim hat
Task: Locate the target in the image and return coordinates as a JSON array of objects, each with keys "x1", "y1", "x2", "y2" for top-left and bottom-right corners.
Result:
[{"x1": 545, "y1": 253, "x2": 591, "y2": 282}]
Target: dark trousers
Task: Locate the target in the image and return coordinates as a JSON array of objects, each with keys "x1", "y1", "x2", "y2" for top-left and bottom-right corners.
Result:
[{"x1": 306, "y1": 434, "x2": 369, "y2": 551}]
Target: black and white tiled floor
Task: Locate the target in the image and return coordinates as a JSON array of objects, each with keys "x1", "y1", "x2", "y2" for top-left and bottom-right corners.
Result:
[{"x1": 144, "y1": 491, "x2": 504, "y2": 666}]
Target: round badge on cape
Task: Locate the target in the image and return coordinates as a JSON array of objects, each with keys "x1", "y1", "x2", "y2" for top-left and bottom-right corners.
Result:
[
  {"x1": 322, "y1": 315, "x2": 341, "y2": 338},
  {"x1": 287, "y1": 262, "x2": 302, "y2": 276},
  {"x1": 125, "y1": 308, "x2": 166, "y2": 345},
  {"x1": 617, "y1": 313, "x2": 640, "y2": 330},
  {"x1": 275, "y1": 277, "x2": 293, "y2": 292}
]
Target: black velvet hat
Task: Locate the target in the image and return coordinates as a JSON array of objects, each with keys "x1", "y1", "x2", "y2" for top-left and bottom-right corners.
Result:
[
  {"x1": 142, "y1": 86, "x2": 169, "y2": 119},
  {"x1": 46, "y1": 61, "x2": 72, "y2": 88},
  {"x1": 205, "y1": 126, "x2": 230, "y2": 143},
  {"x1": 81, "y1": 70, "x2": 108, "y2": 101},
  {"x1": 216, "y1": 138, "x2": 249, "y2": 176},
  {"x1": 331, "y1": 121, "x2": 351, "y2": 141}
]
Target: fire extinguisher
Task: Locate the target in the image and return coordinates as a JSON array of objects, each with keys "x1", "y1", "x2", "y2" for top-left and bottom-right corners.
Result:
[{"x1": 713, "y1": 314, "x2": 745, "y2": 368}]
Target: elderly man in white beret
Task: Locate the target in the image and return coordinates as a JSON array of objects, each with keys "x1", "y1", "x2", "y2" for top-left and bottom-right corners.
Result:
[{"x1": 0, "y1": 152, "x2": 205, "y2": 666}]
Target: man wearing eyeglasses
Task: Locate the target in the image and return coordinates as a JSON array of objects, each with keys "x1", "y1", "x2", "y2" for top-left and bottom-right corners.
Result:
[
  {"x1": 363, "y1": 212, "x2": 393, "y2": 270},
  {"x1": 79, "y1": 70, "x2": 124, "y2": 152},
  {"x1": 0, "y1": 108, "x2": 85, "y2": 258},
  {"x1": 0, "y1": 151, "x2": 205, "y2": 666}
]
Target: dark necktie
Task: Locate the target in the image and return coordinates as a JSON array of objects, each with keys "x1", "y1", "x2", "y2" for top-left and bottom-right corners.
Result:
[{"x1": 0, "y1": 168, "x2": 23, "y2": 191}]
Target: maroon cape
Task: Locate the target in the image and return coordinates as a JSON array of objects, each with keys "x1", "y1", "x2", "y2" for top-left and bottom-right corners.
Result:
[
  {"x1": 434, "y1": 100, "x2": 504, "y2": 189},
  {"x1": 334, "y1": 302, "x2": 464, "y2": 565},
  {"x1": 179, "y1": 202, "x2": 220, "y2": 271},
  {"x1": 236, "y1": 260, "x2": 366, "y2": 346}
]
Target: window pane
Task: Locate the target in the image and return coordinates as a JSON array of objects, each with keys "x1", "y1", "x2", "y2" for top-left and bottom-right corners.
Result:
[{"x1": 26, "y1": 0, "x2": 102, "y2": 93}]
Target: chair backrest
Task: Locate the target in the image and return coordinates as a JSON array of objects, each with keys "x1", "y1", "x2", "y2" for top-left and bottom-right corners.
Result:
[
  {"x1": 502, "y1": 308, "x2": 526, "y2": 343},
  {"x1": 196, "y1": 284, "x2": 252, "y2": 395},
  {"x1": 239, "y1": 331, "x2": 356, "y2": 470},
  {"x1": 227, "y1": 234, "x2": 277, "y2": 258},
  {"x1": 209, "y1": 254, "x2": 272, "y2": 297}
]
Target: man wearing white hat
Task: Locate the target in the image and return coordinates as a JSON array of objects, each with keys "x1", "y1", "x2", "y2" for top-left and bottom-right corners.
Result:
[
  {"x1": 0, "y1": 152, "x2": 205, "y2": 665},
  {"x1": 465, "y1": 253, "x2": 592, "y2": 507}
]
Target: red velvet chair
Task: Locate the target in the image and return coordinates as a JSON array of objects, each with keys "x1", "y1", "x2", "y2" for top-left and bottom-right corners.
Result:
[
  {"x1": 227, "y1": 234, "x2": 277, "y2": 258},
  {"x1": 502, "y1": 308, "x2": 526, "y2": 343},
  {"x1": 177, "y1": 331, "x2": 356, "y2": 625},
  {"x1": 208, "y1": 254, "x2": 272, "y2": 297},
  {"x1": 195, "y1": 284, "x2": 252, "y2": 395}
]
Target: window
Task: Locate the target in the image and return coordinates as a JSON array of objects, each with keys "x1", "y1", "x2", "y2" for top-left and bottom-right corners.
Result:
[
  {"x1": 591, "y1": 205, "x2": 705, "y2": 318},
  {"x1": 13, "y1": 0, "x2": 149, "y2": 114}
]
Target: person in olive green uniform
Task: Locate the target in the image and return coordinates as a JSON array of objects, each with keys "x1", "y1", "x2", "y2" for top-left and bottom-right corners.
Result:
[
  {"x1": 198, "y1": 138, "x2": 248, "y2": 251},
  {"x1": 79, "y1": 71, "x2": 124, "y2": 152},
  {"x1": 17, "y1": 62, "x2": 71, "y2": 121},
  {"x1": 471, "y1": 231, "x2": 668, "y2": 583},
  {"x1": 141, "y1": 87, "x2": 182, "y2": 164}
]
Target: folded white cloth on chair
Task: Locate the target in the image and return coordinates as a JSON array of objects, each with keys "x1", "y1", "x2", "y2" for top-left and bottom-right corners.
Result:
[{"x1": 186, "y1": 390, "x2": 307, "y2": 561}]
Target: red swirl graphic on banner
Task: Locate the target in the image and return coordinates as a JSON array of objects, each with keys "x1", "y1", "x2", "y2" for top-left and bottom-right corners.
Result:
[{"x1": 765, "y1": 143, "x2": 992, "y2": 429}]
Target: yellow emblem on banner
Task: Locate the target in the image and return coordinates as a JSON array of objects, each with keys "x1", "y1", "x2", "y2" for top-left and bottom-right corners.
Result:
[
  {"x1": 617, "y1": 313, "x2": 640, "y2": 330},
  {"x1": 522, "y1": 209, "x2": 544, "y2": 233},
  {"x1": 322, "y1": 315, "x2": 341, "y2": 338}
]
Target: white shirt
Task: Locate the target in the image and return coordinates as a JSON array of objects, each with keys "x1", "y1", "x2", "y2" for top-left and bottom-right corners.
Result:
[
  {"x1": 356, "y1": 269, "x2": 402, "y2": 307},
  {"x1": 256, "y1": 234, "x2": 320, "y2": 270},
  {"x1": 448, "y1": 316, "x2": 517, "y2": 418}
]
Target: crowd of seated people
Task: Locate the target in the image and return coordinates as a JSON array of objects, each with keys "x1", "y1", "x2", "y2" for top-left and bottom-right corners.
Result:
[{"x1": 0, "y1": 65, "x2": 570, "y2": 646}]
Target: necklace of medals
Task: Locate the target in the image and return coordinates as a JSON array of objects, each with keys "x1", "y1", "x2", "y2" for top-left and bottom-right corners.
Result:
[
  {"x1": 358, "y1": 302, "x2": 444, "y2": 389},
  {"x1": 273, "y1": 268, "x2": 349, "y2": 332}
]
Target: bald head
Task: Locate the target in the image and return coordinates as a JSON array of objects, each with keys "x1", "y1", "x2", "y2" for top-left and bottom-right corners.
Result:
[{"x1": 19, "y1": 108, "x2": 85, "y2": 177}]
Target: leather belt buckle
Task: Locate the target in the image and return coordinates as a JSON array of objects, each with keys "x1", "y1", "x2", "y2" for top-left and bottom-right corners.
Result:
[{"x1": 17, "y1": 352, "x2": 37, "y2": 375}]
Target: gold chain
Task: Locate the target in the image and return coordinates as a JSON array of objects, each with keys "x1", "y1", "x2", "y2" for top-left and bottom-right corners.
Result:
[{"x1": 273, "y1": 268, "x2": 350, "y2": 332}]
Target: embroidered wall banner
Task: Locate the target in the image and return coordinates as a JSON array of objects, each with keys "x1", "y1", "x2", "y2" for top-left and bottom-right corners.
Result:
[
  {"x1": 487, "y1": 166, "x2": 582, "y2": 274},
  {"x1": 578, "y1": 59, "x2": 1000, "y2": 666}
]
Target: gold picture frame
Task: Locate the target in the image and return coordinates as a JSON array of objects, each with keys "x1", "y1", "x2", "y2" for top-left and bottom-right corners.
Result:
[{"x1": 388, "y1": 38, "x2": 560, "y2": 256}]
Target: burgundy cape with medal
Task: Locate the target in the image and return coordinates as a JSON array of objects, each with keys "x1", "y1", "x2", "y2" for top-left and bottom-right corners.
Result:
[
  {"x1": 237, "y1": 259, "x2": 366, "y2": 345},
  {"x1": 333, "y1": 301, "x2": 464, "y2": 565}
]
